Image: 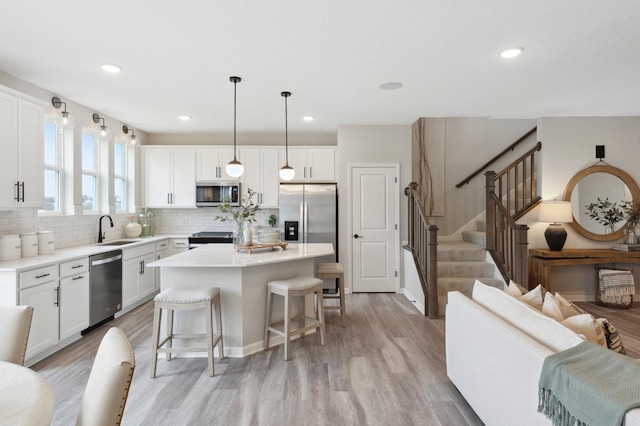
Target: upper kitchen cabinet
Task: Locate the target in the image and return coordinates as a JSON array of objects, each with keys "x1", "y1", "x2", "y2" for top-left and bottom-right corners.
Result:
[
  {"x1": 143, "y1": 146, "x2": 196, "y2": 208},
  {"x1": 196, "y1": 147, "x2": 238, "y2": 181},
  {"x1": 279, "y1": 147, "x2": 336, "y2": 182},
  {"x1": 240, "y1": 148, "x2": 279, "y2": 207},
  {"x1": 0, "y1": 90, "x2": 44, "y2": 209}
]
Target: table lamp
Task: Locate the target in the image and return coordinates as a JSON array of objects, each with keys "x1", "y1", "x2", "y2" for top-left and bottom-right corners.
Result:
[{"x1": 539, "y1": 201, "x2": 573, "y2": 251}]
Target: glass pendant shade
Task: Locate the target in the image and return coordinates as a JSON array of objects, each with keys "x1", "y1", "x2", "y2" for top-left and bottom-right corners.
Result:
[
  {"x1": 60, "y1": 111, "x2": 75, "y2": 129},
  {"x1": 279, "y1": 164, "x2": 295, "y2": 181},
  {"x1": 226, "y1": 159, "x2": 244, "y2": 178},
  {"x1": 98, "y1": 125, "x2": 112, "y2": 142}
]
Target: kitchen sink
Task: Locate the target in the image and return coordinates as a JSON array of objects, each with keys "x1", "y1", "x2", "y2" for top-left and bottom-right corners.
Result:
[{"x1": 99, "y1": 240, "x2": 140, "y2": 246}]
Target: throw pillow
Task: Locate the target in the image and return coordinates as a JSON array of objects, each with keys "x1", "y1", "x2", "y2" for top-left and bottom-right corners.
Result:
[
  {"x1": 596, "y1": 318, "x2": 626, "y2": 355},
  {"x1": 560, "y1": 314, "x2": 606, "y2": 347},
  {"x1": 541, "y1": 292, "x2": 564, "y2": 322},
  {"x1": 554, "y1": 292, "x2": 588, "y2": 318},
  {"x1": 518, "y1": 284, "x2": 545, "y2": 311}
]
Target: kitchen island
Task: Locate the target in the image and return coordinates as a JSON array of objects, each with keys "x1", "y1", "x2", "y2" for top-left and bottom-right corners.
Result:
[{"x1": 147, "y1": 243, "x2": 334, "y2": 357}]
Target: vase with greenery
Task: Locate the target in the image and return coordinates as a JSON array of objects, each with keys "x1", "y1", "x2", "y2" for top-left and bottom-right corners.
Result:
[
  {"x1": 585, "y1": 198, "x2": 640, "y2": 241},
  {"x1": 214, "y1": 188, "x2": 261, "y2": 245}
]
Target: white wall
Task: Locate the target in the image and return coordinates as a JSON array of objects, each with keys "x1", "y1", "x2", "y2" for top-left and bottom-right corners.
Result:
[{"x1": 336, "y1": 125, "x2": 412, "y2": 292}]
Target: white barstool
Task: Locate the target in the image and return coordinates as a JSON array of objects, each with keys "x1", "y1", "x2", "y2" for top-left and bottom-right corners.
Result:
[
  {"x1": 264, "y1": 276, "x2": 326, "y2": 360},
  {"x1": 150, "y1": 287, "x2": 224, "y2": 377},
  {"x1": 317, "y1": 262, "x2": 346, "y2": 327}
]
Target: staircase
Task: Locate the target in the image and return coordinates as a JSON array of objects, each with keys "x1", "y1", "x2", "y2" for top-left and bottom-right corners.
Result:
[{"x1": 436, "y1": 220, "x2": 504, "y2": 315}]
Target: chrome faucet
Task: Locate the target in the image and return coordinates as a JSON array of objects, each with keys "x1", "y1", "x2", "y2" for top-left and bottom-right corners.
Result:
[{"x1": 98, "y1": 215, "x2": 114, "y2": 243}]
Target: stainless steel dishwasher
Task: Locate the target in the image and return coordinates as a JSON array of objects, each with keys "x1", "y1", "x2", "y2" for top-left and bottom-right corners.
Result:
[{"x1": 88, "y1": 250, "x2": 123, "y2": 327}]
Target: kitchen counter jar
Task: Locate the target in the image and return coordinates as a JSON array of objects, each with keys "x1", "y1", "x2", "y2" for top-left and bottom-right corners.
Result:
[
  {"x1": 37, "y1": 231, "x2": 55, "y2": 255},
  {"x1": 19, "y1": 233, "x2": 38, "y2": 258},
  {"x1": 0, "y1": 234, "x2": 21, "y2": 261}
]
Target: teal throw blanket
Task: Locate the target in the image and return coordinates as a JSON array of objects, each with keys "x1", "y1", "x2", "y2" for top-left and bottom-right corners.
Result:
[{"x1": 538, "y1": 341, "x2": 640, "y2": 426}]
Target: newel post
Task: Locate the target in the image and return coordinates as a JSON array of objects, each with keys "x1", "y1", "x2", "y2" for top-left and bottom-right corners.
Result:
[{"x1": 514, "y1": 224, "x2": 529, "y2": 289}]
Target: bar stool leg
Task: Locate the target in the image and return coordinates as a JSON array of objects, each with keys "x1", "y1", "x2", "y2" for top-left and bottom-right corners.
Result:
[
  {"x1": 264, "y1": 287, "x2": 273, "y2": 351},
  {"x1": 284, "y1": 292, "x2": 291, "y2": 361},
  {"x1": 150, "y1": 303, "x2": 162, "y2": 378},
  {"x1": 317, "y1": 288, "x2": 326, "y2": 346},
  {"x1": 204, "y1": 302, "x2": 214, "y2": 376},
  {"x1": 214, "y1": 294, "x2": 225, "y2": 360},
  {"x1": 166, "y1": 308, "x2": 174, "y2": 361},
  {"x1": 339, "y1": 275, "x2": 346, "y2": 327}
]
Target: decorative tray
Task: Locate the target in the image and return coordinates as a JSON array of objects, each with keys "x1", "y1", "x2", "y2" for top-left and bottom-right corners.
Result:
[{"x1": 234, "y1": 242, "x2": 288, "y2": 254}]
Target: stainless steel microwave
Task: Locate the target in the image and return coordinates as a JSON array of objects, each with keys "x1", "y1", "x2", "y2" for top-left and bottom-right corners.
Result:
[{"x1": 195, "y1": 182, "x2": 240, "y2": 207}]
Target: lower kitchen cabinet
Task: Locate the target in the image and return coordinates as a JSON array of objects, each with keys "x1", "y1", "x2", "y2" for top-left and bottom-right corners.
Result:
[
  {"x1": 171, "y1": 238, "x2": 189, "y2": 254},
  {"x1": 155, "y1": 242, "x2": 169, "y2": 290},
  {"x1": 20, "y1": 280, "x2": 59, "y2": 361},
  {"x1": 59, "y1": 262, "x2": 89, "y2": 340},
  {"x1": 122, "y1": 243, "x2": 156, "y2": 308}
]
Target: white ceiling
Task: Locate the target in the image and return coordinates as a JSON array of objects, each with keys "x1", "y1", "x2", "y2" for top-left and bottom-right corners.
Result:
[{"x1": 1, "y1": 1, "x2": 639, "y2": 135}]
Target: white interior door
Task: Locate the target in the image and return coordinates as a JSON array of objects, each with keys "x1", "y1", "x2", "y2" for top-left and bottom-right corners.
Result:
[{"x1": 350, "y1": 165, "x2": 398, "y2": 292}]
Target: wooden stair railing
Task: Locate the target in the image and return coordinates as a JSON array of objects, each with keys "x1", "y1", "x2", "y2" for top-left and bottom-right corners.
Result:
[
  {"x1": 485, "y1": 141, "x2": 542, "y2": 287},
  {"x1": 405, "y1": 183, "x2": 438, "y2": 318}
]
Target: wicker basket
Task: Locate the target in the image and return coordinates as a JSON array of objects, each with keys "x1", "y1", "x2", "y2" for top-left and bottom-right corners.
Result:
[{"x1": 595, "y1": 266, "x2": 634, "y2": 309}]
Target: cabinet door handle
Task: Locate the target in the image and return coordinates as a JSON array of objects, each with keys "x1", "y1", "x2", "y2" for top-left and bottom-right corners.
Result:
[
  {"x1": 54, "y1": 288, "x2": 59, "y2": 307},
  {"x1": 72, "y1": 264, "x2": 84, "y2": 269},
  {"x1": 72, "y1": 275, "x2": 84, "y2": 280},
  {"x1": 20, "y1": 182, "x2": 24, "y2": 202},
  {"x1": 167, "y1": 193, "x2": 170, "y2": 204},
  {"x1": 35, "y1": 273, "x2": 50, "y2": 279},
  {"x1": 14, "y1": 182, "x2": 20, "y2": 201}
]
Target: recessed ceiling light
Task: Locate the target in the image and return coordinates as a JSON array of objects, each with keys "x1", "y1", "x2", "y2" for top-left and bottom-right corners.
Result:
[
  {"x1": 179, "y1": 115, "x2": 191, "y2": 121},
  {"x1": 303, "y1": 116, "x2": 315, "y2": 122},
  {"x1": 500, "y1": 47, "x2": 524, "y2": 59},
  {"x1": 102, "y1": 64, "x2": 122, "y2": 73},
  {"x1": 378, "y1": 82, "x2": 403, "y2": 91}
]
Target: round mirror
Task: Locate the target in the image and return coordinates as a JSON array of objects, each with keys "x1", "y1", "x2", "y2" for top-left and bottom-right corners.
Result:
[{"x1": 562, "y1": 164, "x2": 640, "y2": 241}]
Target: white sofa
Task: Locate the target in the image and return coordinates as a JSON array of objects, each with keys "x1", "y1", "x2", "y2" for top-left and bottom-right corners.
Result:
[{"x1": 445, "y1": 286, "x2": 640, "y2": 426}]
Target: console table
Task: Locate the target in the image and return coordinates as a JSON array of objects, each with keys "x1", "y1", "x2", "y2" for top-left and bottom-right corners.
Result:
[{"x1": 528, "y1": 248, "x2": 640, "y2": 291}]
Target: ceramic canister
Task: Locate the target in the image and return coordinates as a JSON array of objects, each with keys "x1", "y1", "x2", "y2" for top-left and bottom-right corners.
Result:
[
  {"x1": 0, "y1": 234, "x2": 22, "y2": 261},
  {"x1": 37, "y1": 231, "x2": 55, "y2": 255},
  {"x1": 19, "y1": 232, "x2": 38, "y2": 258}
]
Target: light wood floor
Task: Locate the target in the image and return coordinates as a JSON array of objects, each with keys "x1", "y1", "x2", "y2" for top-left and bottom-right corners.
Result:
[
  {"x1": 33, "y1": 294, "x2": 483, "y2": 426},
  {"x1": 575, "y1": 301, "x2": 640, "y2": 359}
]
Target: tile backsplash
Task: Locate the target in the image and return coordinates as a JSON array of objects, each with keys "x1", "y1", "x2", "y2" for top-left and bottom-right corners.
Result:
[{"x1": 0, "y1": 207, "x2": 279, "y2": 250}]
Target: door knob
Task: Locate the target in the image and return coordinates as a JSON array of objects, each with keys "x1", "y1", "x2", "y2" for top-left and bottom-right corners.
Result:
[{"x1": 354, "y1": 234, "x2": 362, "y2": 239}]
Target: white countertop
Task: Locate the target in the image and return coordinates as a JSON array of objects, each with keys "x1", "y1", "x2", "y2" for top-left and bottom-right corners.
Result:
[
  {"x1": 147, "y1": 243, "x2": 334, "y2": 268},
  {"x1": 0, "y1": 235, "x2": 188, "y2": 272}
]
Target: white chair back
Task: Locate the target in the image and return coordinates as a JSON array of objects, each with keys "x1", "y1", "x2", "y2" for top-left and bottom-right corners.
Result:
[
  {"x1": 0, "y1": 305, "x2": 33, "y2": 365},
  {"x1": 76, "y1": 327, "x2": 135, "y2": 426}
]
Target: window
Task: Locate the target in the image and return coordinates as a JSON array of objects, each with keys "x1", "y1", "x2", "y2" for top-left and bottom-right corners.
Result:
[
  {"x1": 43, "y1": 118, "x2": 62, "y2": 212},
  {"x1": 82, "y1": 133, "x2": 99, "y2": 212},
  {"x1": 114, "y1": 141, "x2": 126, "y2": 212}
]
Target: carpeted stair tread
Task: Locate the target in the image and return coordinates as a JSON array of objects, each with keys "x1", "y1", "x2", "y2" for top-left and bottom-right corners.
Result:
[
  {"x1": 438, "y1": 261, "x2": 495, "y2": 277},
  {"x1": 462, "y1": 230, "x2": 486, "y2": 246},
  {"x1": 437, "y1": 241, "x2": 486, "y2": 261}
]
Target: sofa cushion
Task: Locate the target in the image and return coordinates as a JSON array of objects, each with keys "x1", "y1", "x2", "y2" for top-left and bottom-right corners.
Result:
[
  {"x1": 561, "y1": 314, "x2": 606, "y2": 346},
  {"x1": 471, "y1": 280, "x2": 584, "y2": 352},
  {"x1": 507, "y1": 280, "x2": 545, "y2": 310},
  {"x1": 555, "y1": 292, "x2": 588, "y2": 317}
]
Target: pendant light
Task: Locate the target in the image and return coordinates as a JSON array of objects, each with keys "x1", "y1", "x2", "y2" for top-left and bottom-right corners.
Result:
[
  {"x1": 279, "y1": 91, "x2": 295, "y2": 181},
  {"x1": 51, "y1": 97, "x2": 75, "y2": 129},
  {"x1": 225, "y1": 76, "x2": 244, "y2": 178}
]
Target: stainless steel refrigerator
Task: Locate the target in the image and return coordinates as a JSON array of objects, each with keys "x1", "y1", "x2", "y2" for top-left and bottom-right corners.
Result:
[{"x1": 279, "y1": 183, "x2": 338, "y2": 292}]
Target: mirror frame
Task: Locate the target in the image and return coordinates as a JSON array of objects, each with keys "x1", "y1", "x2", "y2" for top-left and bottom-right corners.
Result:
[{"x1": 562, "y1": 164, "x2": 640, "y2": 242}]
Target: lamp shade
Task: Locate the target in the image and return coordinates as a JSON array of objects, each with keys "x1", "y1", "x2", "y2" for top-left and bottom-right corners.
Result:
[
  {"x1": 539, "y1": 201, "x2": 573, "y2": 223},
  {"x1": 279, "y1": 165, "x2": 295, "y2": 181}
]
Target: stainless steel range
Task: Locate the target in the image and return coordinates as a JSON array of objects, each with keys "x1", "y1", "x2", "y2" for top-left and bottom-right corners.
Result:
[{"x1": 188, "y1": 231, "x2": 234, "y2": 248}]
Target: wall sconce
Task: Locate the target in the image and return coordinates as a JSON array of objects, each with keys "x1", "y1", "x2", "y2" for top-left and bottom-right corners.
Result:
[
  {"x1": 51, "y1": 96, "x2": 75, "y2": 129},
  {"x1": 225, "y1": 76, "x2": 244, "y2": 178},
  {"x1": 122, "y1": 125, "x2": 140, "y2": 146},
  {"x1": 279, "y1": 91, "x2": 295, "y2": 181},
  {"x1": 539, "y1": 200, "x2": 573, "y2": 251},
  {"x1": 92, "y1": 113, "x2": 112, "y2": 142}
]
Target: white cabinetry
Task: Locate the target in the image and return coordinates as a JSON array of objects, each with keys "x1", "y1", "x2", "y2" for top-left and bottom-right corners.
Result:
[
  {"x1": 122, "y1": 243, "x2": 156, "y2": 309},
  {"x1": 196, "y1": 147, "x2": 238, "y2": 181},
  {"x1": 279, "y1": 147, "x2": 335, "y2": 182},
  {"x1": 0, "y1": 91, "x2": 44, "y2": 208},
  {"x1": 143, "y1": 147, "x2": 196, "y2": 208},
  {"x1": 171, "y1": 238, "x2": 189, "y2": 255},
  {"x1": 59, "y1": 258, "x2": 89, "y2": 340},
  {"x1": 240, "y1": 148, "x2": 280, "y2": 207},
  {"x1": 154, "y1": 240, "x2": 170, "y2": 290},
  {"x1": 19, "y1": 265, "x2": 59, "y2": 360}
]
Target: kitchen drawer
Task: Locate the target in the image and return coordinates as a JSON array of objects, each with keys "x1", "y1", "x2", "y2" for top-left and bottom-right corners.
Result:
[
  {"x1": 155, "y1": 240, "x2": 170, "y2": 252},
  {"x1": 59, "y1": 257, "x2": 89, "y2": 278},
  {"x1": 172, "y1": 238, "x2": 189, "y2": 251},
  {"x1": 19, "y1": 264, "x2": 58, "y2": 289},
  {"x1": 122, "y1": 243, "x2": 155, "y2": 261}
]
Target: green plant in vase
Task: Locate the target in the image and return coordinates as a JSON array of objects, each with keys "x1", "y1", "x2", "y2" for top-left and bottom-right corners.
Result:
[
  {"x1": 215, "y1": 188, "x2": 261, "y2": 245},
  {"x1": 268, "y1": 214, "x2": 277, "y2": 228},
  {"x1": 585, "y1": 197, "x2": 623, "y2": 233}
]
